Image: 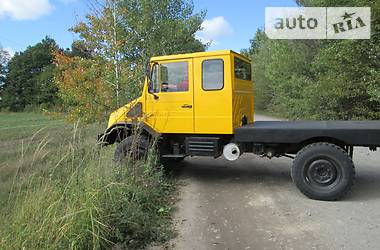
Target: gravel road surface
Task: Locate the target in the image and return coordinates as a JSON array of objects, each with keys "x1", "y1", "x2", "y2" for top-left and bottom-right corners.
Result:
[{"x1": 168, "y1": 115, "x2": 380, "y2": 250}]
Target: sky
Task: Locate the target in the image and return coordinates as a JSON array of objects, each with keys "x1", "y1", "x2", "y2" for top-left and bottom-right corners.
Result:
[{"x1": 0, "y1": 0, "x2": 297, "y2": 56}]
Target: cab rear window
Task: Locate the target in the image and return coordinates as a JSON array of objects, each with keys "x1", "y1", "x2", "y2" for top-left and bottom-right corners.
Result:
[{"x1": 234, "y1": 57, "x2": 251, "y2": 81}]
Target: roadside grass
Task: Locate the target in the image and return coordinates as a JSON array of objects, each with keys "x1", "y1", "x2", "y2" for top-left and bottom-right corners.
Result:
[{"x1": 0, "y1": 112, "x2": 174, "y2": 249}]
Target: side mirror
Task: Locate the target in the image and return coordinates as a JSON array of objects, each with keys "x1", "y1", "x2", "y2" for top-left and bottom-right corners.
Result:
[
  {"x1": 145, "y1": 62, "x2": 151, "y2": 80},
  {"x1": 146, "y1": 62, "x2": 159, "y2": 99}
]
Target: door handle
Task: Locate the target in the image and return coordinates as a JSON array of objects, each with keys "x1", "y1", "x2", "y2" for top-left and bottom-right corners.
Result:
[{"x1": 181, "y1": 104, "x2": 192, "y2": 109}]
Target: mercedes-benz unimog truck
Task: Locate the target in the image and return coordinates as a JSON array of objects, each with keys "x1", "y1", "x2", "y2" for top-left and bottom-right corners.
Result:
[{"x1": 98, "y1": 50, "x2": 380, "y2": 201}]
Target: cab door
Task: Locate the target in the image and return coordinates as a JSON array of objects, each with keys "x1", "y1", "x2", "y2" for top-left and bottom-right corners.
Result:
[
  {"x1": 193, "y1": 55, "x2": 232, "y2": 134},
  {"x1": 145, "y1": 59, "x2": 194, "y2": 133}
]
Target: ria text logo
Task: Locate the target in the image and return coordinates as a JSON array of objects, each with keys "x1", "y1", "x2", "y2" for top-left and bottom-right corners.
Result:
[{"x1": 265, "y1": 7, "x2": 371, "y2": 39}]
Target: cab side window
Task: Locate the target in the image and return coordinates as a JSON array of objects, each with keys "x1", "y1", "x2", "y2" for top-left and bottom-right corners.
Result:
[
  {"x1": 160, "y1": 61, "x2": 188, "y2": 92},
  {"x1": 234, "y1": 57, "x2": 251, "y2": 81},
  {"x1": 202, "y1": 59, "x2": 224, "y2": 90},
  {"x1": 151, "y1": 64, "x2": 159, "y2": 93}
]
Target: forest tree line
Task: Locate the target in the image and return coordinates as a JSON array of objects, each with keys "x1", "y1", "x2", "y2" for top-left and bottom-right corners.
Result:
[
  {"x1": 0, "y1": 0, "x2": 379, "y2": 121},
  {"x1": 0, "y1": 0, "x2": 207, "y2": 123},
  {"x1": 244, "y1": 0, "x2": 379, "y2": 120}
]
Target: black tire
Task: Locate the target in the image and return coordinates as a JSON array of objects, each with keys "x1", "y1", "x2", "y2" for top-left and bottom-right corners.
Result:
[
  {"x1": 114, "y1": 135, "x2": 150, "y2": 163},
  {"x1": 291, "y1": 142, "x2": 355, "y2": 201}
]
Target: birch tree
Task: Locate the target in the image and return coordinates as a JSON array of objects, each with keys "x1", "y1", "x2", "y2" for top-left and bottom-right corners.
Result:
[{"x1": 55, "y1": 0, "x2": 206, "y2": 123}]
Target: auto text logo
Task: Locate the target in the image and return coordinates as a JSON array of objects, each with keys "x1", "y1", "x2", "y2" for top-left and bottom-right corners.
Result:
[{"x1": 265, "y1": 7, "x2": 371, "y2": 39}]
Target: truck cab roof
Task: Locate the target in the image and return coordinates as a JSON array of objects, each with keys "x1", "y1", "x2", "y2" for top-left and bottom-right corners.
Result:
[{"x1": 150, "y1": 50, "x2": 251, "y2": 62}]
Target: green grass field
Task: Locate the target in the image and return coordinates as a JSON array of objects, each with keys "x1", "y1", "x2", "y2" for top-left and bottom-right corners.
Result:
[
  {"x1": 0, "y1": 113, "x2": 70, "y2": 206},
  {"x1": 0, "y1": 112, "x2": 173, "y2": 249}
]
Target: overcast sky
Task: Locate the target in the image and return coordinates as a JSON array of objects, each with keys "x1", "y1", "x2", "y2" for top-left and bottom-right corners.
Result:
[{"x1": 0, "y1": 0, "x2": 296, "y2": 56}]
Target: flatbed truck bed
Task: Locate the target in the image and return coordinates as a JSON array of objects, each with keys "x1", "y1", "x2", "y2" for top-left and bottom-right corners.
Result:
[{"x1": 235, "y1": 121, "x2": 380, "y2": 147}]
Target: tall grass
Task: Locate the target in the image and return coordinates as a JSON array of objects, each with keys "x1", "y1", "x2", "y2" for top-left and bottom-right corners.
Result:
[{"x1": 0, "y1": 122, "x2": 174, "y2": 249}]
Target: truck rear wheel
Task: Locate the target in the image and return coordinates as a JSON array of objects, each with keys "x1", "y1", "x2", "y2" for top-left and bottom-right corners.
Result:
[
  {"x1": 114, "y1": 135, "x2": 149, "y2": 163},
  {"x1": 291, "y1": 142, "x2": 355, "y2": 201}
]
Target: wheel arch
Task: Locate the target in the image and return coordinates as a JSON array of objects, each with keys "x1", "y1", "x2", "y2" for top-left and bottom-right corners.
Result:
[
  {"x1": 299, "y1": 136, "x2": 347, "y2": 150},
  {"x1": 98, "y1": 122, "x2": 132, "y2": 146},
  {"x1": 98, "y1": 122, "x2": 161, "y2": 146},
  {"x1": 283, "y1": 136, "x2": 348, "y2": 155}
]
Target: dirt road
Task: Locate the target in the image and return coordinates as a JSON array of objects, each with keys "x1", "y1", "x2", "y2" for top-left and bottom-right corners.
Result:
[{"x1": 169, "y1": 115, "x2": 380, "y2": 250}]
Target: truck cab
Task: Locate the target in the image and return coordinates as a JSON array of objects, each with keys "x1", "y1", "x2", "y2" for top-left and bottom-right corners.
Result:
[
  {"x1": 102, "y1": 50, "x2": 253, "y2": 140},
  {"x1": 100, "y1": 50, "x2": 254, "y2": 161},
  {"x1": 99, "y1": 50, "x2": 380, "y2": 201},
  {"x1": 144, "y1": 50, "x2": 253, "y2": 135}
]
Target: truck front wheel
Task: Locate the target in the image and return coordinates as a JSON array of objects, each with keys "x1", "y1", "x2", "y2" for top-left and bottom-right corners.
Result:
[
  {"x1": 114, "y1": 135, "x2": 149, "y2": 163},
  {"x1": 291, "y1": 142, "x2": 355, "y2": 201}
]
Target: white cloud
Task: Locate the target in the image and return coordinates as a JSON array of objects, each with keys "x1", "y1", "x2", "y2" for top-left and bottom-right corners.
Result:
[
  {"x1": 4, "y1": 47, "x2": 15, "y2": 58},
  {"x1": 0, "y1": 0, "x2": 54, "y2": 20},
  {"x1": 196, "y1": 16, "x2": 234, "y2": 45}
]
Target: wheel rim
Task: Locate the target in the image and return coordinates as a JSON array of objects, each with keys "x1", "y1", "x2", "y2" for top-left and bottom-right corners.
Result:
[{"x1": 304, "y1": 157, "x2": 340, "y2": 188}]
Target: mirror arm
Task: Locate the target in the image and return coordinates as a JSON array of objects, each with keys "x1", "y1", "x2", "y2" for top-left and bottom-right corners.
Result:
[{"x1": 147, "y1": 79, "x2": 159, "y2": 99}]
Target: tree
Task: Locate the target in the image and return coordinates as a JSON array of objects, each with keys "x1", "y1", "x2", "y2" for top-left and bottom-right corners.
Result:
[
  {"x1": 56, "y1": 0, "x2": 206, "y2": 123},
  {"x1": 246, "y1": 0, "x2": 380, "y2": 120},
  {"x1": 0, "y1": 47, "x2": 10, "y2": 106},
  {"x1": 2, "y1": 37, "x2": 59, "y2": 111},
  {"x1": 69, "y1": 40, "x2": 93, "y2": 59},
  {"x1": 246, "y1": 30, "x2": 319, "y2": 118},
  {"x1": 243, "y1": 30, "x2": 276, "y2": 112},
  {"x1": 54, "y1": 51, "x2": 114, "y2": 123}
]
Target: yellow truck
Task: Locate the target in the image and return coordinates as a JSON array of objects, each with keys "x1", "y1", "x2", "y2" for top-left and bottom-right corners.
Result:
[{"x1": 98, "y1": 50, "x2": 380, "y2": 201}]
